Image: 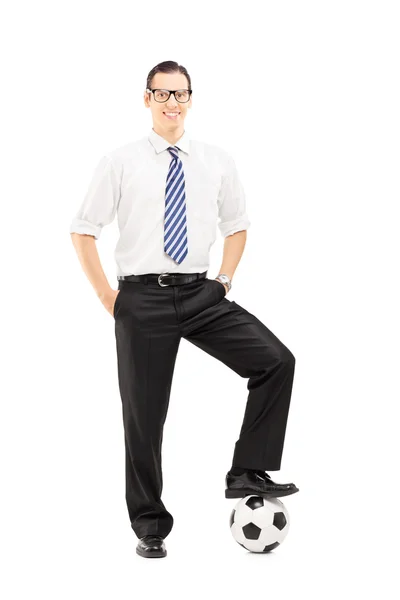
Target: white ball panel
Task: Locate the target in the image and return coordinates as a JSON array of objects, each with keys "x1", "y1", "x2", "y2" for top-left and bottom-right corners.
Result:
[
  {"x1": 230, "y1": 522, "x2": 246, "y2": 545},
  {"x1": 242, "y1": 538, "x2": 266, "y2": 553},
  {"x1": 233, "y1": 504, "x2": 254, "y2": 527},
  {"x1": 275, "y1": 524, "x2": 289, "y2": 544},
  {"x1": 251, "y1": 505, "x2": 274, "y2": 529},
  {"x1": 259, "y1": 525, "x2": 279, "y2": 547}
]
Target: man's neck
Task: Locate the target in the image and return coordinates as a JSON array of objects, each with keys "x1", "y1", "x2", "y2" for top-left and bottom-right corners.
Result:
[{"x1": 152, "y1": 126, "x2": 184, "y2": 146}]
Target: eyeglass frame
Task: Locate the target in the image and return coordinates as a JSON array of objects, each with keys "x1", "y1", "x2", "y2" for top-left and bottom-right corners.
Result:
[{"x1": 146, "y1": 88, "x2": 193, "y2": 103}]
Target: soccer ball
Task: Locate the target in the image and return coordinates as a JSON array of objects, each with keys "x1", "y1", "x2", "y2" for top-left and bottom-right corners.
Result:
[{"x1": 229, "y1": 495, "x2": 290, "y2": 553}]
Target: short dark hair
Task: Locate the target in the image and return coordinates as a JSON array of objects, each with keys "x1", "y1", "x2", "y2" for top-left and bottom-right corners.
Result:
[{"x1": 146, "y1": 61, "x2": 192, "y2": 92}]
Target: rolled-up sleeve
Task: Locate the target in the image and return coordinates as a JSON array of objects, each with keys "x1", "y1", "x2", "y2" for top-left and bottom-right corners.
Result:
[
  {"x1": 69, "y1": 155, "x2": 121, "y2": 240},
  {"x1": 217, "y1": 152, "x2": 251, "y2": 238}
]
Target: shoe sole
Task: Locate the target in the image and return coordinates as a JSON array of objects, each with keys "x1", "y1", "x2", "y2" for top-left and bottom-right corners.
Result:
[
  {"x1": 225, "y1": 486, "x2": 299, "y2": 499},
  {"x1": 136, "y1": 547, "x2": 167, "y2": 558}
]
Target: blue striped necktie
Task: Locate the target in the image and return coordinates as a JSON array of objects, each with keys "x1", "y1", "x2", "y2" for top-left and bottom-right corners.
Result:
[{"x1": 164, "y1": 146, "x2": 188, "y2": 264}]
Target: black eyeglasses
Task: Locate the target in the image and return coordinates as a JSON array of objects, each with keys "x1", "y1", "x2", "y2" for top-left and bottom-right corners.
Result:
[{"x1": 146, "y1": 88, "x2": 192, "y2": 103}]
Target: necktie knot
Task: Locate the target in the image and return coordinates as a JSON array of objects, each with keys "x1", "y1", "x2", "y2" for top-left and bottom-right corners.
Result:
[{"x1": 167, "y1": 146, "x2": 179, "y2": 160}]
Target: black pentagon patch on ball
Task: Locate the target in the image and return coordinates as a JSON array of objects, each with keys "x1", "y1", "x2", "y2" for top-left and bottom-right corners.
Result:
[
  {"x1": 243, "y1": 522, "x2": 262, "y2": 540},
  {"x1": 229, "y1": 509, "x2": 235, "y2": 527},
  {"x1": 245, "y1": 496, "x2": 264, "y2": 510},
  {"x1": 273, "y1": 511, "x2": 287, "y2": 530},
  {"x1": 263, "y1": 541, "x2": 280, "y2": 552}
]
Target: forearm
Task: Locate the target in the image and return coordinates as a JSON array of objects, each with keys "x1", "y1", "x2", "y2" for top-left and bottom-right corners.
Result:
[
  {"x1": 217, "y1": 230, "x2": 247, "y2": 281},
  {"x1": 70, "y1": 233, "x2": 113, "y2": 301}
]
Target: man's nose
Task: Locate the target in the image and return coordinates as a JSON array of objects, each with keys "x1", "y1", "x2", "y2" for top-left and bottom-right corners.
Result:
[{"x1": 166, "y1": 94, "x2": 179, "y2": 107}]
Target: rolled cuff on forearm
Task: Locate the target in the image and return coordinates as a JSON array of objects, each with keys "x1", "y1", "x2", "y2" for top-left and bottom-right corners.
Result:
[
  {"x1": 218, "y1": 217, "x2": 251, "y2": 238},
  {"x1": 70, "y1": 218, "x2": 102, "y2": 240}
]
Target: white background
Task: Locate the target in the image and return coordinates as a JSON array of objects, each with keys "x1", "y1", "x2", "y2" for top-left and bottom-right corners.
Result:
[{"x1": 1, "y1": 0, "x2": 399, "y2": 597}]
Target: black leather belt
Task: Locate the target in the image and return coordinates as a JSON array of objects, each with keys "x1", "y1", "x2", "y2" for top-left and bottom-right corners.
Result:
[{"x1": 117, "y1": 271, "x2": 208, "y2": 287}]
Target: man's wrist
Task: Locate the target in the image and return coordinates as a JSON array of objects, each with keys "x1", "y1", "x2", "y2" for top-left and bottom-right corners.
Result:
[
  {"x1": 215, "y1": 273, "x2": 232, "y2": 292},
  {"x1": 97, "y1": 287, "x2": 114, "y2": 302}
]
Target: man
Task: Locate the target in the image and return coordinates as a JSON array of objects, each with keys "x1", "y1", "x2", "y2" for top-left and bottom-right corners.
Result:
[{"x1": 70, "y1": 61, "x2": 299, "y2": 559}]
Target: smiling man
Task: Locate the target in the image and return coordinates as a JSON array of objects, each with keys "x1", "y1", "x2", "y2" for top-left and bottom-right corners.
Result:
[{"x1": 70, "y1": 60, "x2": 299, "y2": 559}]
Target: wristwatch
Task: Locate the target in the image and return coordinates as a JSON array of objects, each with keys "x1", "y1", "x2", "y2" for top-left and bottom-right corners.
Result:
[{"x1": 215, "y1": 273, "x2": 232, "y2": 292}]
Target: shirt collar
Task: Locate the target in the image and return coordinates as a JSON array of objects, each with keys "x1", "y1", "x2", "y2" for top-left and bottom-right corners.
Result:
[{"x1": 148, "y1": 128, "x2": 190, "y2": 155}]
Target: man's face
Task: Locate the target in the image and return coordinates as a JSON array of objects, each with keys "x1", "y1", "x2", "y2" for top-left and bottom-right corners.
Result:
[{"x1": 144, "y1": 72, "x2": 192, "y2": 133}]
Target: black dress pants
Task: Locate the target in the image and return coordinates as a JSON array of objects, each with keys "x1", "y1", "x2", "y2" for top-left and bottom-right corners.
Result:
[{"x1": 113, "y1": 271, "x2": 296, "y2": 539}]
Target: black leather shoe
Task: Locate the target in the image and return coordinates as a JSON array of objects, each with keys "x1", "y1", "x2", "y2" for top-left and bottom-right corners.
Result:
[
  {"x1": 136, "y1": 535, "x2": 167, "y2": 558},
  {"x1": 225, "y1": 469, "x2": 299, "y2": 499}
]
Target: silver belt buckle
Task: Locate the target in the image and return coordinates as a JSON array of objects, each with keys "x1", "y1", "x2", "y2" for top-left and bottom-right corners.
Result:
[{"x1": 158, "y1": 272, "x2": 171, "y2": 287}]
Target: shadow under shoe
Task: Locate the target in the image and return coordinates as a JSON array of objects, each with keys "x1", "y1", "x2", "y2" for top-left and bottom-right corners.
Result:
[
  {"x1": 225, "y1": 469, "x2": 299, "y2": 499},
  {"x1": 136, "y1": 535, "x2": 167, "y2": 558}
]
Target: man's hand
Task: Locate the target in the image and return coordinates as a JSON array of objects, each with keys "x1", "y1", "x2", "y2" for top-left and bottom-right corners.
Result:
[
  {"x1": 104, "y1": 290, "x2": 121, "y2": 317},
  {"x1": 215, "y1": 278, "x2": 228, "y2": 296}
]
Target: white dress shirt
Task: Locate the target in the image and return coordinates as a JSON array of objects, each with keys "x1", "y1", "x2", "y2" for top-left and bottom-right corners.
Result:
[{"x1": 69, "y1": 128, "x2": 251, "y2": 276}]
